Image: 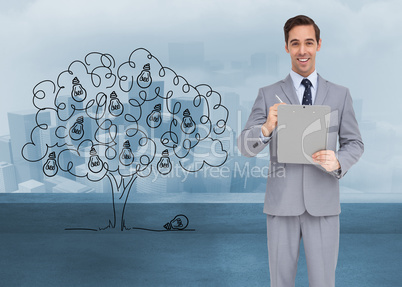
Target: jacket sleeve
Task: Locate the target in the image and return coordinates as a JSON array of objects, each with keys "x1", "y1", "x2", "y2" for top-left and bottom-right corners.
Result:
[
  {"x1": 237, "y1": 88, "x2": 271, "y2": 157},
  {"x1": 336, "y1": 88, "x2": 364, "y2": 178}
]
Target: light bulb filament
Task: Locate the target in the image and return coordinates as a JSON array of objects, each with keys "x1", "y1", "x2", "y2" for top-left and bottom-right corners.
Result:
[
  {"x1": 110, "y1": 103, "x2": 121, "y2": 111},
  {"x1": 140, "y1": 72, "x2": 150, "y2": 82},
  {"x1": 91, "y1": 160, "x2": 100, "y2": 167},
  {"x1": 71, "y1": 126, "x2": 82, "y2": 134},
  {"x1": 74, "y1": 87, "x2": 83, "y2": 95},
  {"x1": 150, "y1": 114, "x2": 160, "y2": 122},
  {"x1": 184, "y1": 121, "x2": 193, "y2": 128},
  {"x1": 159, "y1": 162, "x2": 169, "y2": 168},
  {"x1": 46, "y1": 163, "x2": 56, "y2": 170}
]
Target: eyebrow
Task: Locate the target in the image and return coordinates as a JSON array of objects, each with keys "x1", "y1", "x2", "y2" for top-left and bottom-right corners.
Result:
[{"x1": 290, "y1": 38, "x2": 315, "y2": 43}]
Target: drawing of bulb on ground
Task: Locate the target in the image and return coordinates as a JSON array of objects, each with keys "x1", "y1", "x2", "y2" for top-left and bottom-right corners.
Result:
[
  {"x1": 146, "y1": 104, "x2": 162, "y2": 128},
  {"x1": 69, "y1": 116, "x2": 84, "y2": 141},
  {"x1": 137, "y1": 63, "x2": 152, "y2": 89},
  {"x1": 181, "y1": 109, "x2": 196, "y2": 134},
  {"x1": 108, "y1": 91, "x2": 124, "y2": 117},
  {"x1": 119, "y1": 140, "x2": 134, "y2": 166},
  {"x1": 163, "y1": 214, "x2": 189, "y2": 231},
  {"x1": 157, "y1": 149, "x2": 172, "y2": 175},
  {"x1": 88, "y1": 147, "x2": 103, "y2": 173},
  {"x1": 43, "y1": 151, "x2": 58, "y2": 177},
  {"x1": 71, "y1": 77, "x2": 87, "y2": 102}
]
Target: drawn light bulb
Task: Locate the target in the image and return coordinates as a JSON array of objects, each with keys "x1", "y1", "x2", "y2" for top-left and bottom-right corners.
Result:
[
  {"x1": 146, "y1": 104, "x2": 162, "y2": 128},
  {"x1": 88, "y1": 147, "x2": 103, "y2": 173},
  {"x1": 71, "y1": 77, "x2": 87, "y2": 102},
  {"x1": 181, "y1": 109, "x2": 196, "y2": 134},
  {"x1": 69, "y1": 116, "x2": 84, "y2": 141},
  {"x1": 163, "y1": 214, "x2": 189, "y2": 231},
  {"x1": 108, "y1": 91, "x2": 124, "y2": 117},
  {"x1": 137, "y1": 63, "x2": 152, "y2": 89},
  {"x1": 157, "y1": 149, "x2": 172, "y2": 175},
  {"x1": 119, "y1": 140, "x2": 134, "y2": 166},
  {"x1": 43, "y1": 151, "x2": 58, "y2": 177}
]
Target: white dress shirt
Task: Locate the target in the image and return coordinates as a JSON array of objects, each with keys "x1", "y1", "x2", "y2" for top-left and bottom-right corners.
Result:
[
  {"x1": 260, "y1": 70, "x2": 318, "y2": 143},
  {"x1": 289, "y1": 69, "x2": 318, "y2": 105}
]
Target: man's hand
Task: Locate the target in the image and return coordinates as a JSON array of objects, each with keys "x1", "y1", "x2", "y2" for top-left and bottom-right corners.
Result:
[
  {"x1": 262, "y1": 103, "x2": 286, "y2": 137},
  {"x1": 312, "y1": 150, "x2": 340, "y2": 172}
]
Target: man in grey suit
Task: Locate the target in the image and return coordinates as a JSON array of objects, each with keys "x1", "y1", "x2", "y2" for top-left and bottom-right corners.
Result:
[{"x1": 238, "y1": 15, "x2": 364, "y2": 287}]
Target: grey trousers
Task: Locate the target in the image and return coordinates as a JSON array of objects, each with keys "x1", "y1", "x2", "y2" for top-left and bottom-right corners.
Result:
[{"x1": 266, "y1": 212, "x2": 339, "y2": 287}]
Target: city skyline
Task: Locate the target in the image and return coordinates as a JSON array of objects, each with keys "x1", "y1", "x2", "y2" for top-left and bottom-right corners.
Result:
[
  {"x1": 1, "y1": 42, "x2": 401, "y2": 195},
  {"x1": 1, "y1": 0, "x2": 401, "y2": 197},
  {"x1": 1, "y1": 48, "x2": 238, "y2": 196}
]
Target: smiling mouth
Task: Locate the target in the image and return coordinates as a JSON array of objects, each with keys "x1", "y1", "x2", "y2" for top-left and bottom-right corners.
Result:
[{"x1": 298, "y1": 58, "x2": 310, "y2": 63}]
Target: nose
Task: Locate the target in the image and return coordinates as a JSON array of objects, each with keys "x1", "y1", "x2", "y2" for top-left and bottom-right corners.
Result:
[{"x1": 299, "y1": 43, "x2": 306, "y2": 55}]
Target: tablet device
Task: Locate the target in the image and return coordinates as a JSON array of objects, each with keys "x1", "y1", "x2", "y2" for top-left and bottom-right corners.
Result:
[{"x1": 277, "y1": 105, "x2": 331, "y2": 164}]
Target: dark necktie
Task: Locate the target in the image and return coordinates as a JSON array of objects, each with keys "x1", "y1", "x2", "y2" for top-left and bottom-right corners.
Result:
[{"x1": 301, "y1": 78, "x2": 312, "y2": 105}]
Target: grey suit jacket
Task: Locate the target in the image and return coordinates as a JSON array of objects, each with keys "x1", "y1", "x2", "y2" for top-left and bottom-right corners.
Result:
[{"x1": 238, "y1": 74, "x2": 364, "y2": 216}]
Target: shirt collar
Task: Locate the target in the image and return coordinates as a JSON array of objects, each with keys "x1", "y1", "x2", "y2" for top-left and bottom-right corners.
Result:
[{"x1": 290, "y1": 70, "x2": 318, "y2": 90}]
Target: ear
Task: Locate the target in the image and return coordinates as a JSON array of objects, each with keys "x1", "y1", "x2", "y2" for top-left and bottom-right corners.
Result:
[
  {"x1": 317, "y1": 38, "x2": 322, "y2": 51},
  {"x1": 285, "y1": 43, "x2": 289, "y2": 53}
]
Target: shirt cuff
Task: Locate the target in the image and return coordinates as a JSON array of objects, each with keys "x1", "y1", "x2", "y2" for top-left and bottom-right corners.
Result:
[
  {"x1": 332, "y1": 168, "x2": 342, "y2": 179},
  {"x1": 260, "y1": 130, "x2": 272, "y2": 144}
]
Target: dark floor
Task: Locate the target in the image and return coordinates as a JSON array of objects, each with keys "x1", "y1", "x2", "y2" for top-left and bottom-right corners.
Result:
[{"x1": 1, "y1": 195, "x2": 402, "y2": 286}]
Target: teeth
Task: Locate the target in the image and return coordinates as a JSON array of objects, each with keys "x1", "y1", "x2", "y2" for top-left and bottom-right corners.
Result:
[{"x1": 299, "y1": 58, "x2": 308, "y2": 62}]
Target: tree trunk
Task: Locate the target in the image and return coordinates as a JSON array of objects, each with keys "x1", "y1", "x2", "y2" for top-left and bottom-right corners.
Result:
[{"x1": 103, "y1": 173, "x2": 137, "y2": 231}]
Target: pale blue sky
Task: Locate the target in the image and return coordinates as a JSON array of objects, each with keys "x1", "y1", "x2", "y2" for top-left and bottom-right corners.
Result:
[
  {"x1": 1, "y1": 0, "x2": 400, "y2": 136},
  {"x1": 1, "y1": 0, "x2": 401, "y2": 195}
]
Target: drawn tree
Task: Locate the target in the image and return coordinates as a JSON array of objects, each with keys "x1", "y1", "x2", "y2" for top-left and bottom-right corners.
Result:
[{"x1": 22, "y1": 48, "x2": 229, "y2": 231}]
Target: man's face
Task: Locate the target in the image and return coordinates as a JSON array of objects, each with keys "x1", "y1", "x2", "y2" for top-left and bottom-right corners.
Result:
[{"x1": 285, "y1": 25, "x2": 321, "y2": 77}]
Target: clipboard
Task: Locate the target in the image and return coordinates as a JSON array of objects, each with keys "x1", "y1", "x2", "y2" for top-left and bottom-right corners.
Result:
[{"x1": 277, "y1": 105, "x2": 331, "y2": 164}]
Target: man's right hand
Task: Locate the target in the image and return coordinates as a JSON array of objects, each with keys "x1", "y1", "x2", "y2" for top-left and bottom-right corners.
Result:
[{"x1": 261, "y1": 103, "x2": 286, "y2": 137}]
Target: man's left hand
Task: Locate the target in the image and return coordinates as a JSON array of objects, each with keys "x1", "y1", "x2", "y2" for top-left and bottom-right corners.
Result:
[{"x1": 312, "y1": 150, "x2": 340, "y2": 172}]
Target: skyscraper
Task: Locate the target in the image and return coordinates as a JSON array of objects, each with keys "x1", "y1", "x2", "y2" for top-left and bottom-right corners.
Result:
[
  {"x1": 250, "y1": 52, "x2": 267, "y2": 75},
  {"x1": 8, "y1": 110, "x2": 50, "y2": 183},
  {"x1": 128, "y1": 80, "x2": 167, "y2": 139},
  {"x1": 0, "y1": 162, "x2": 18, "y2": 192},
  {"x1": 129, "y1": 81, "x2": 165, "y2": 115},
  {"x1": 223, "y1": 92, "x2": 240, "y2": 137},
  {"x1": 18, "y1": 179, "x2": 46, "y2": 193},
  {"x1": 40, "y1": 125, "x2": 58, "y2": 158},
  {"x1": 0, "y1": 135, "x2": 13, "y2": 164}
]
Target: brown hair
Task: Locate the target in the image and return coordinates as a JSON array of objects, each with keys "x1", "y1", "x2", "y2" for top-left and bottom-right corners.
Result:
[{"x1": 284, "y1": 15, "x2": 320, "y2": 44}]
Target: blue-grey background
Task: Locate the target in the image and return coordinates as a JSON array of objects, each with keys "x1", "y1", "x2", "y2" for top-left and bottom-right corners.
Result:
[
  {"x1": 1, "y1": 1, "x2": 402, "y2": 286},
  {"x1": 0, "y1": 0, "x2": 401, "y2": 199}
]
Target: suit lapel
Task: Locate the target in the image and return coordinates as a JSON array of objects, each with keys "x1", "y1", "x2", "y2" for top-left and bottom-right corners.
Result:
[
  {"x1": 314, "y1": 74, "x2": 329, "y2": 105},
  {"x1": 280, "y1": 75, "x2": 300, "y2": 105},
  {"x1": 280, "y1": 74, "x2": 330, "y2": 105}
]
